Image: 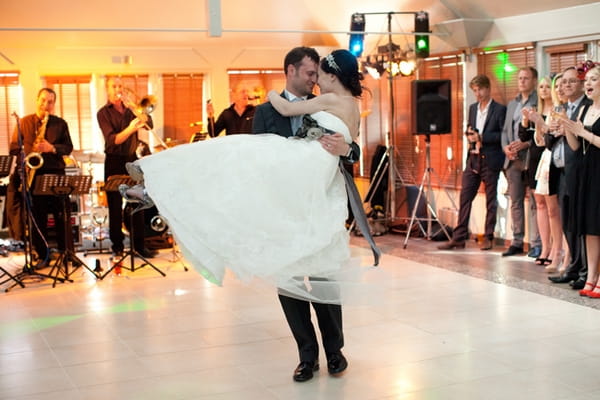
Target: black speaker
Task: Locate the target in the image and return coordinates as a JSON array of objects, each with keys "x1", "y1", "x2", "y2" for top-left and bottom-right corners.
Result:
[{"x1": 411, "y1": 79, "x2": 451, "y2": 134}]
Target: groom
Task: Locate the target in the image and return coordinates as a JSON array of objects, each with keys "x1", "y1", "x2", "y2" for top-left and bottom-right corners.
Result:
[{"x1": 252, "y1": 46, "x2": 359, "y2": 382}]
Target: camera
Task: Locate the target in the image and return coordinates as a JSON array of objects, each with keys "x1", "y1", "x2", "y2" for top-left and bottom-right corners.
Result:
[{"x1": 465, "y1": 126, "x2": 480, "y2": 153}]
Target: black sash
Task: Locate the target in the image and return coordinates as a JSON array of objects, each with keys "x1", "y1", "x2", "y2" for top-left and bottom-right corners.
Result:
[{"x1": 339, "y1": 161, "x2": 381, "y2": 266}]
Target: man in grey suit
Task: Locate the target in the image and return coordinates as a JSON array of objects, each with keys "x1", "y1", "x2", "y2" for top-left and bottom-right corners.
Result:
[
  {"x1": 252, "y1": 46, "x2": 359, "y2": 382},
  {"x1": 500, "y1": 66, "x2": 540, "y2": 256},
  {"x1": 548, "y1": 66, "x2": 591, "y2": 289},
  {"x1": 438, "y1": 74, "x2": 506, "y2": 251}
]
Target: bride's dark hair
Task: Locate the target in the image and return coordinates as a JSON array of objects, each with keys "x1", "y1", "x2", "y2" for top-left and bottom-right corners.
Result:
[{"x1": 320, "y1": 49, "x2": 364, "y2": 97}]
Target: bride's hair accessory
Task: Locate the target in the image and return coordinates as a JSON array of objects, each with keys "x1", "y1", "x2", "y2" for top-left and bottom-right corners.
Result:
[
  {"x1": 325, "y1": 53, "x2": 341, "y2": 72},
  {"x1": 577, "y1": 60, "x2": 600, "y2": 80}
]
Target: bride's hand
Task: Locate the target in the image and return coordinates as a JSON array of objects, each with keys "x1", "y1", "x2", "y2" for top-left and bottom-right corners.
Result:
[
  {"x1": 267, "y1": 90, "x2": 279, "y2": 103},
  {"x1": 319, "y1": 133, "x2": 348, "y2": 156}
]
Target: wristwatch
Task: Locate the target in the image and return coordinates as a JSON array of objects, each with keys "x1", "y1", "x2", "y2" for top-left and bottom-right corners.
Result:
[{"x1": 345, "y1": 145, "x2": 353, "y2": 158}]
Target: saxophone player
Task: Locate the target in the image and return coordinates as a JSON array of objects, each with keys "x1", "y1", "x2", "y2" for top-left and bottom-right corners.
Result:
[{"x1": 8, "y1": 88, "x2": 74, "y2": 267}]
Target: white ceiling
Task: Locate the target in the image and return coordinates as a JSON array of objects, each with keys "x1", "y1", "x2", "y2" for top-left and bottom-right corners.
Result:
[{"x1": 1, "y1": 0, "x2": 596, "y2": 56}]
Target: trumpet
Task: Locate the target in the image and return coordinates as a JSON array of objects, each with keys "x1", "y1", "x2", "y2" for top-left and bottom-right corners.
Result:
[
  {"x1": 25, "y1": 111, "x2": 48, "y2": 189},
  {"x1": 119, "y1": 88, "x2": 169, "y2": 152}
]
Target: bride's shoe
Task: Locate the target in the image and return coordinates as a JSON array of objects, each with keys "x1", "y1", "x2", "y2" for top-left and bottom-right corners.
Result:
[
  {"x1": 126, "y1": 161, "x2": 145, "y2": 182},
  {"x1": 119, "y1": 184, "x2": 154, "y2": 210}
]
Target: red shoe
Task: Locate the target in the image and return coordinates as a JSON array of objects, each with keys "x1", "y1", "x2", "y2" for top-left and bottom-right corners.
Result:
[
  {"x1": 578, "y1": 282, "x2": 595, "y2": 297},
  {"x1": 587, "y1": 286, "x2": 600, "y2": 298}
]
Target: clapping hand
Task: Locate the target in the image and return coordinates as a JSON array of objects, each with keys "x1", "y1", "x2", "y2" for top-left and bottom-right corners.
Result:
[
  {"x1": 560, "y1": 118, "x2": 585, "y2": 137},
  {"x1": 504, "y1": 140, "x2": 527, "y2": 160}
]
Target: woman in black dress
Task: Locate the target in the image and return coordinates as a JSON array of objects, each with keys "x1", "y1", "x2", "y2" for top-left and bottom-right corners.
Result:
[{"x1": 562, "y1": 63, "x2": 600, "y2": 297}]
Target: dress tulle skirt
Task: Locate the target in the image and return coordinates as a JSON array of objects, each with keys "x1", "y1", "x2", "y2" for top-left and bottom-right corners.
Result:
[{"x1": 138, "y1": 134, "x2": 381, "y2": 304}]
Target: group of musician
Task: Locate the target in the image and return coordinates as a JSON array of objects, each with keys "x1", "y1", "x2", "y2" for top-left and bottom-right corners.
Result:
[{"x1": 6, "y1": 77, "x2": 158, "y2": 268}]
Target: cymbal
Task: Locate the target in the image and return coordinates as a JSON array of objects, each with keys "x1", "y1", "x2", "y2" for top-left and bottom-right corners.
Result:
[{"x1": 72, "y1": 149, "x2": 105, "y2": 164}]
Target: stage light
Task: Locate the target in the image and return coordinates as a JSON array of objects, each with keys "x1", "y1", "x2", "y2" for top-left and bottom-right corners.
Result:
[
  {"x1": 414, "y1": 11, "x2": 430, "y2": 58},
  {"x1": 349, "y1": 13, "x2": 366, "y2": 57},
  {"x1": 363, "y1": 55, "x2": 385, "y2": 79},
  {"x1": 364, "y1": 65, "x2": 380, "y2": 80},
  {"x1": 398, "y1": 60, "x2": 416, "y2": 76}
]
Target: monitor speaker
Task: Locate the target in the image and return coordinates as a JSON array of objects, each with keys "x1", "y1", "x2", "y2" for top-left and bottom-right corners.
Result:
[{"x1": 411, "y1": 79, "x2": 451, "y2": 134}]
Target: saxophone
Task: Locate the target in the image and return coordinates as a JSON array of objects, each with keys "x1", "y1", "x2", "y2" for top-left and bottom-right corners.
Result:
[{"x1": 24, "y1": 111, "x2": 48, "y2": 189}]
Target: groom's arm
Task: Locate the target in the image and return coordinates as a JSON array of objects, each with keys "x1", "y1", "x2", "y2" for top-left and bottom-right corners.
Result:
[{"x1": 252, "y1": 104, "x2": 268, "y2": 134}]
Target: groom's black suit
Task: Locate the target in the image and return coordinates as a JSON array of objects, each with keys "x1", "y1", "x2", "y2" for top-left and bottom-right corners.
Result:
[{"x1": 252, "y1": 92, "x2": 351, "y2": 364}]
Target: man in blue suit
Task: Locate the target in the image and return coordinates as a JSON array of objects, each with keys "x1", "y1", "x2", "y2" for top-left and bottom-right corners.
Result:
[
  {"x1": 548, "y1": 66, "x2": 591, "y2": 289},
  {"x1": 439, "y1": 74, "x2": 506, "y2": 250}
]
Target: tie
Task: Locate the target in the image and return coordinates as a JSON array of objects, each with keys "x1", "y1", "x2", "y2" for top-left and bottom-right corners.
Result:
[
  {"x1": 568, "y1": 103, "x2": 576, "y2": 119},
  {"x1": 290, "y1": 97, "x2": 303, "y2": 135}
]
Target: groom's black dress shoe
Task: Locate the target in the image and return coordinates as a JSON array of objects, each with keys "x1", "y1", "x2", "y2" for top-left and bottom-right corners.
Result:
[
  {"x1": 293, "y1": 361, "x2": 319, "y2": 382},
  {"x1": 570, "y1": 278, "x2": 587, "y2": 290},
  {"x1": 327, "y1": 353, "x2": 348, "y2": 375}
]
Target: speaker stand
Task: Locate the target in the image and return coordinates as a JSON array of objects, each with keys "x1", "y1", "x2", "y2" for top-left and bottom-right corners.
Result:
[{"x1": 403, "y1": 135, "x2": 455, "y2": 248}]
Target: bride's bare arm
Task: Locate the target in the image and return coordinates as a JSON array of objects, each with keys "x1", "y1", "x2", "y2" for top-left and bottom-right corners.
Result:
[{"x1": 267, "y1": 90, "x2": 336, "y2": 116}]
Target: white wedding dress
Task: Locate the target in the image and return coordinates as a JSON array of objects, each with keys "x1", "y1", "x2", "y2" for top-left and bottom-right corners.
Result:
[{"x1": 138, "y1": 111, "x2": 374, "y2": 303}]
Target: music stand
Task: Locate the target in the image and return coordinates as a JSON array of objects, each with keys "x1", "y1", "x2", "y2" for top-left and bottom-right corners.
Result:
[
  {"x1": 99, "y1": 175, "x2": 166, "y2": 279},
  {"x1": 0, "y1": 155, "x2": 27, "y2": 290},
  {"x1": 34, "y1": 174, "x2": 96, "y2": 286},
  {"x1": 190, "y1": 132, "x2": 208, "y2": 143}
]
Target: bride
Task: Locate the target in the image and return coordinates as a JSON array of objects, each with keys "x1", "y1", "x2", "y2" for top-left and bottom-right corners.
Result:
[{"x1": 125, "y1": 49, "x2": 379, "y2": 303}]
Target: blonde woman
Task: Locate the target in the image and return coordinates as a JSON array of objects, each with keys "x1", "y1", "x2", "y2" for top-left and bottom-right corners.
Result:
[{"x1": 521, "y1": 76, "x2": 564, "y2": 270}]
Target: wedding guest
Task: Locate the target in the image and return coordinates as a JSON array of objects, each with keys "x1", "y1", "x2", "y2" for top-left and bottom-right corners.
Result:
[
  {"x1": 520, "y1": 76, "x2": 564, "y2": 271},
  {"x1": 500, "y1": 66, "x2": 540, "y2": 257},
  {"x1": 547, "y1": 65, "x2": 592, "y2": 289},
  {"x1": 438, "y1": 74, "x2": 505, "y2": 251},
  {"x1": 562, "y1": 63, "x2": 600, "y2": 297}
]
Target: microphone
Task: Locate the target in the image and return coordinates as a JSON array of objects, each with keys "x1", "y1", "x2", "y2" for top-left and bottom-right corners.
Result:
[{"x1": 189, "y1": 121, "x2": 203, "y2": 127}]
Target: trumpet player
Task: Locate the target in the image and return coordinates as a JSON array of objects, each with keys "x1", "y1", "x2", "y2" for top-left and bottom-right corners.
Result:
[
  {"x1": 7, "y1": 88, "x2": 74, "y2": 266},
  {"x1": 97, "y1": 76, "x2": 157, "y2": 259}
]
